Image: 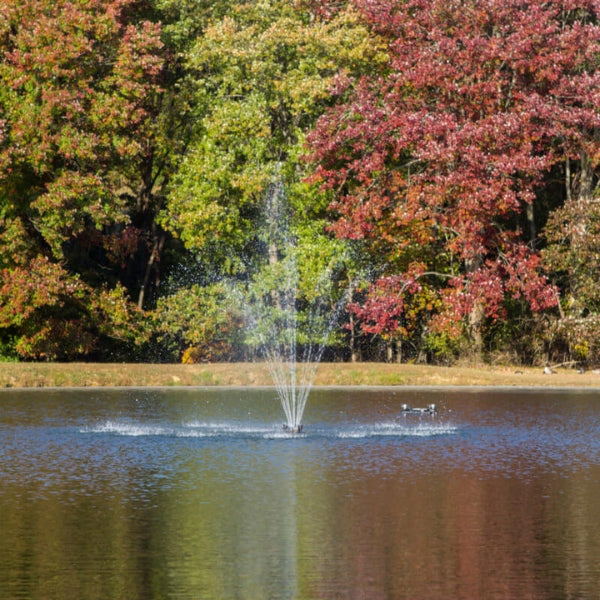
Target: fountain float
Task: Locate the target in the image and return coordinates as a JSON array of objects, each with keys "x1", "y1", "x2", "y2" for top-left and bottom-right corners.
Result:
[{"x1": 401, "y1": 403, "x2": 438, "y2": 415}]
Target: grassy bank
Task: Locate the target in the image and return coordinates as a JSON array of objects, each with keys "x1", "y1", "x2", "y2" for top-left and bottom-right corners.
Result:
[{"x1": 1, "y1": 361, "x2": 600, "y2": 389}]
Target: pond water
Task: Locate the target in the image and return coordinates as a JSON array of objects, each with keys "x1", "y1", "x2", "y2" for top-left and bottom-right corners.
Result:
[{"x1": 1, "y1": 386, "x2": 599, "y2": 599}]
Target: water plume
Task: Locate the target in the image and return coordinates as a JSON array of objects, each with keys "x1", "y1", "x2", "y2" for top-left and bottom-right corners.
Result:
[{"x1": 243, "y1": 179, "x2": 349, "y2": 433}]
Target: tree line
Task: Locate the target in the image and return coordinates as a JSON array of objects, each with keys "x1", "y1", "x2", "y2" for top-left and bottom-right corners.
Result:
[{"x1": 1, "y1": 0, "x2": 600, "y2": 365}]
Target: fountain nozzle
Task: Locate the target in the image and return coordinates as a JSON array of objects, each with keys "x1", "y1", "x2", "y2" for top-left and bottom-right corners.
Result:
[
  {"x1": 401, "y1": 403, "x2": 437, "y2": 415},
  {"x1": 283, "y1": 423, "x2": 303, "y2": 434}
]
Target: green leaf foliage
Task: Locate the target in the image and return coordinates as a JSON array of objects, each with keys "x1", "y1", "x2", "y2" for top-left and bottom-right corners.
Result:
[
  {"x1": 161, "y1": 0, "x2": 385, "y2": 275},
  {"x1": 152, "y1": 283, "x2": 245, "y2": 362}
]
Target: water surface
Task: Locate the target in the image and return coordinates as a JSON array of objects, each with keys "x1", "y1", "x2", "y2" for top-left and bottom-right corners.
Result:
[{"x1": 1, "y1": 387, "x2": 599, "y2": 599}]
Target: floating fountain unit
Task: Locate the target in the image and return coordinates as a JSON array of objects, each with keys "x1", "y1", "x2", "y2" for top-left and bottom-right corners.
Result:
[
  {"x1": 282, "y1": 423, "x2": 304, "y2": 434},
  {"x1": 401, "y1": 403, "x2": 438, "y2": 415}
]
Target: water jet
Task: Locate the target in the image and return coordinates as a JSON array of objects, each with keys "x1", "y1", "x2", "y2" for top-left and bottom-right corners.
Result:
[{"x1": 243, "y1": 179, "x2": 349, "y2": 434}]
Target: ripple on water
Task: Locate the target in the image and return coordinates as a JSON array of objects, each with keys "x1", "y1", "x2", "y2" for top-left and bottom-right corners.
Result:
[{"x1": 80, "y1": 418, "x2": 459, "y2": 441}]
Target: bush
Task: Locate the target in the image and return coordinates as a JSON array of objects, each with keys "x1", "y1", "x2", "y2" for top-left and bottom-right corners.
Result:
[{"x1": 152, "y1": 283, "x2": 245, "y2": 362}]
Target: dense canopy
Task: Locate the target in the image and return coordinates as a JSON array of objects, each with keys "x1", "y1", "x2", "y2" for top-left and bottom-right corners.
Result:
[{"x1": 1, "y1": 0, "x2": 600, "y2": 365}]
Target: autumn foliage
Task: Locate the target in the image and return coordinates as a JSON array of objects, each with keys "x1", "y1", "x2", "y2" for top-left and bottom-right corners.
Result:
[
  {"x1": 2, "y1": 0, "x2": 600, "y2": 364},
  {"x1": 0, "y1": 0, "x2": 164, "y2": 358},
  {"x1": 310, "y1": 0, "x2": 600, "y2": 359}
]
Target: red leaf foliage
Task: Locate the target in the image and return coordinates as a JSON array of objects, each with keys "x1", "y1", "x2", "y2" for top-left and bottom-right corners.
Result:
[
  {"x1": 309, "y1": 0, "x2": 600, "y2": 336},
  {"x1": 0, "y1": 256, "x2": 147, "y2": 359}
]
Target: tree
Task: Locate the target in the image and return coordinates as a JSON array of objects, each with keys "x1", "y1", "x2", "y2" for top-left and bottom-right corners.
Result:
[
  {"x1": 309, "y1": 0, "x2": 600, "y2": 361},
  {"x1": 152, "y1": 282, "x2": 245, "y2": 362},
  {"x1": 543, "y1": 195, "x2": 600, "y2": 363},
  {"x1": 161, "y1": 0, "x2": 385, "y2": 276},
  {"x1": 0, "y1": 0, "x2": 166, "y2": 358},
  {"x1": 156, "y1": 0, "x2": 385, "y2": 361},
  {"x1": 0, "y1": 256, "x2": 147, "y2": 360}
]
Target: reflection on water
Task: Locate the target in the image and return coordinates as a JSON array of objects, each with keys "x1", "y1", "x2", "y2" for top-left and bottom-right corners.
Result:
[{"x1": 1, "y1": 387, "x2": 599, "y2": 599}]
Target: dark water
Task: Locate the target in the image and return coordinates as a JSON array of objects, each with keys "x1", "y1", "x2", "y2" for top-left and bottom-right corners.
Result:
[{"x1": 1, "y1": 387, "x2": 599, "y2": 600}]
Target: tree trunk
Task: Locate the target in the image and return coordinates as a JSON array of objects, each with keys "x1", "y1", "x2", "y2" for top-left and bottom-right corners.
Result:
[
  {"x1": 349, "y1": 313, "x2": 359, "y2": 363},
  {"x1": 565, "y1": 156, "x2": 572, "y2": 202},
  {"x1": 577, "y1": 149, "x2": 594, "y2": 202},
  {"x1": 137, "y1": 229, "x2": 165, "y2": 310},
  {"x1": 395, "y1": 339, "x2": 403, "y2": 363},
  {"x1": 468, "y1": 300, "x2": 485, "y2": 359},
  {"x1": 465, "y1": 255, "x2": 485, "y2": 360},
  {"x1": 526, "y1": 202, "x2": 536, "y2": 246}
]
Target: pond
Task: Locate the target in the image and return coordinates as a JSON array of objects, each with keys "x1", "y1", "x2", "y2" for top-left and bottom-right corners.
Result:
[{"x1": 1, "y1": 386, "x2": 599, "y2": 599}]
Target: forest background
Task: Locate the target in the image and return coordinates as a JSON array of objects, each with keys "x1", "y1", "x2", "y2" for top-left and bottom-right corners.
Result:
[{"x1": 2, "y1": 0, "x2": 600, "y2": 367}]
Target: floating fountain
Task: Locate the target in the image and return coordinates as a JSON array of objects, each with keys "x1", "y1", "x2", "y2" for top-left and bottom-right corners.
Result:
[
  {"x1": 401, "y1": 403, "x2": 438, "y2": 415},
  {"x1": 243, "y1": 180, "x2": 347, "y2": 434}
]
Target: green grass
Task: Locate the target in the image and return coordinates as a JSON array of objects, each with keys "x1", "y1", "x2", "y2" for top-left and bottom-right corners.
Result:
[{"x1": 1, "y1": 361, "x2": 599, "y2": 389}]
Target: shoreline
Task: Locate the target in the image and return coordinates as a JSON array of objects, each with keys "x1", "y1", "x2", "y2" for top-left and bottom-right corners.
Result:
[
  {"x1": 2, "y1": 362, "x2": 600, "y2": 390},
  {"x1": 4, "y1": 385, "x2": 600, "y2": 394}
]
